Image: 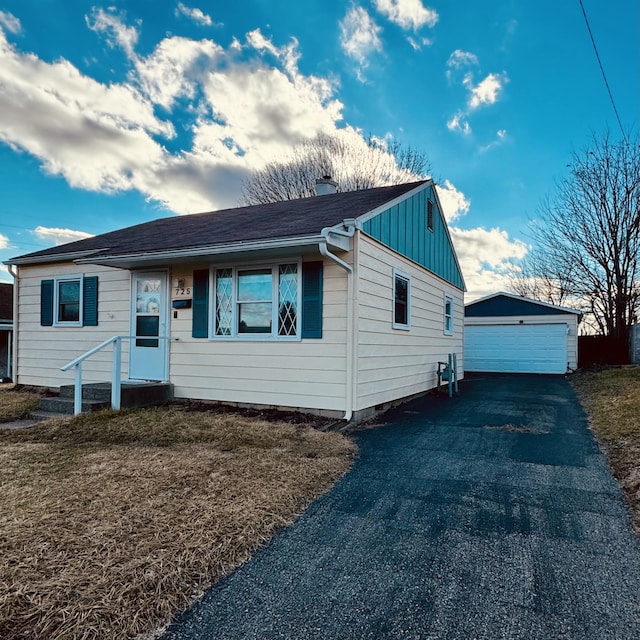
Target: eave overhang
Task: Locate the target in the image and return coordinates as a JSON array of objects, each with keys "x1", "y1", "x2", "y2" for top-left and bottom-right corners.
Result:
[{"x1": 73, "y1": 233, "x2": 348, "y2": 269}]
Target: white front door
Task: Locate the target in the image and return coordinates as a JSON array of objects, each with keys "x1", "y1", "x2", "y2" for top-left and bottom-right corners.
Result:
[{"x1": 129, "y1": 272, "x2": 168, "y2": 381}]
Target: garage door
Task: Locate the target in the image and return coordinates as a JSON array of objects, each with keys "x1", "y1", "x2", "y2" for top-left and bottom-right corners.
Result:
[{"x1": 465, "y1": 324, "x2": 568, "y2": 374}]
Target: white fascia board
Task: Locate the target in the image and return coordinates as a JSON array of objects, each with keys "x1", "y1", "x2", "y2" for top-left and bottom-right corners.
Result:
[
  {"x1": 75, "y1": 234, "x2": 329, "y2": 266},
  {"x1": 429, "y1": 181, "x2": 467, "y2": 293},
  {"x1": 5, "y1": 249, "x2": 109, "y2": 266},
  {"x1": 354, "y1": 180, "x2": 432, "y2": 226},
  {"x1": 466, "y1": 290, "x2": 583, "y2": 315}
]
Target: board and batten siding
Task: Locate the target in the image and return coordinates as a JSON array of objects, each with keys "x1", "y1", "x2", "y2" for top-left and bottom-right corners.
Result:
[
  {"x1": 355, "y1": 235, "x2": 464, "y2": 411},
  {"x1": 361, "y1": 184, "x2": 464, "y2": 291},
  {"x1": 464, "y1": 314, "x2": 579, "y2": 370},
  {"x1": 15, "y1": 263, "x2": 131, "y2": 388},
  {"x1": 169, "y1": 257, "x2": 350, "y2": 414}
]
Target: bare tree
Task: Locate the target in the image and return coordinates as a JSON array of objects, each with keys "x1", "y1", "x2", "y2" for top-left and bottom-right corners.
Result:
[
  {"x1": 511, "y1": 131, "x2": 640, "y2": 342},
  {"x1": 239, "y1": 131, "x2": 430, "y2": 205}
]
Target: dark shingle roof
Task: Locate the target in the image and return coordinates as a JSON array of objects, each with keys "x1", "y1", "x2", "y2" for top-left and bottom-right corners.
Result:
[{"x1": 10, "y1": 181, "x2": 427, "y2": 264}]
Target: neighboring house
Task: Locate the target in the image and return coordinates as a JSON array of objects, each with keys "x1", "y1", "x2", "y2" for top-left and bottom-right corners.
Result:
[
  {"x1": 5, "y1": 179, "x2": 465, "y2": 421},
  {"x1": 631, "y1": 325, "x2": 640, "y2": 365},
  {"x1": 0, "y1": 282, "x2": 13, "y2": 381},
  {"x1": 464, "y1": 292, "x2": 581, "y2": 374}
]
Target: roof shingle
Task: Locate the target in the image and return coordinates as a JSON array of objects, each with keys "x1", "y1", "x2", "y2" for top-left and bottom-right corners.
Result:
[{"x1": 10, "y1": 181, "x2": 427, "y2": 264}]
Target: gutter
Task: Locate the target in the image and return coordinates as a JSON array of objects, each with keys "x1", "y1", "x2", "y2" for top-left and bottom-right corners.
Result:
[
  {"x1": 320, "y1": 220, "x2": 358, "y2": 422},
  {"x1": 7, "y1": 264, "x2": 17, "y2": 382}
]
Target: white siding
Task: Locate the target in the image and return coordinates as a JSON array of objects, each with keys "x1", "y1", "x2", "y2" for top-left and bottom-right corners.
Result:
[
  {"x1": 464, "y1": 314, "x2": 579, "y2": 371},
  {"x1": 15, "y1": 263, "x2": 131, "y2": 388},
  {"x1": 168, "y1": 258, "x2": 349, "y2": 413},
  {"x1": 355, "y1": 235, "x2": 464, "y2": 411}
]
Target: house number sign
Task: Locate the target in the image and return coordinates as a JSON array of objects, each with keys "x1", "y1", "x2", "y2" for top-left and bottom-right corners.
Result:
[{"x1": 172, "y1": 276, "x2": 193, "y2": 299}]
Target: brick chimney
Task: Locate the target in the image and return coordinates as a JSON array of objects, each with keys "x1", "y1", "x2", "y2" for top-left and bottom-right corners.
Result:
[{"x1": 315, "y1": 175, "x2": 338, "y2": 196}]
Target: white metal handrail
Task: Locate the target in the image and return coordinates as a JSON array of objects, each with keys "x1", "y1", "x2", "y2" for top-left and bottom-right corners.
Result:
[{"x1": 60, "y1": 335, "x2": 169, "y2": 415}]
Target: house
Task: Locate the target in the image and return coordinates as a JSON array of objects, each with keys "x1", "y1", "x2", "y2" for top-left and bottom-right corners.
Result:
[
  {"x1": 464, "y1": 292, "x2": 581, "y2": 374},
  {"x1": 0, "y1": 282, "x2": 13, "y2": 381},
  {"x1": 5, "y1": 179, "x2": 465, "y2": 422}
]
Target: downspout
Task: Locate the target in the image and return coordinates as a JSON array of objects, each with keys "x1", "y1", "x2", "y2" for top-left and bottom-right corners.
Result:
[
  {"x1": 7, "y1": 264, "x2": 17, "y2": 383},
  {"x1": 320, "y1": 222, "x2": 356, "y2": 422}
]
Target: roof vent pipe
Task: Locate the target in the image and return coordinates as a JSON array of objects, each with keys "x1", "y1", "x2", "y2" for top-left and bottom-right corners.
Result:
[{"x1": 315, "y1": 176, "x2": 338, "y2": 196}]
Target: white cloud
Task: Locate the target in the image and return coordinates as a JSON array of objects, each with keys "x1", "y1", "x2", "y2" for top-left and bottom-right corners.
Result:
[
  {"x1": 0, "y1": 10, "x2": 21, "y2": 34},
  {"x1": 86, "y1": 8, "x2": 140, "y2": 61},
  {"x1": 450, "y1": 226, "x2": 528, "y2": 300},
  {"x1": 446, "y1": 52, "x2": 508, "y2": 138},
  {"x1": 339, "y1": 6, "x2": 382, "y2": 80},
  {"x1": 407, "y1": 36, "x2": 432, "y2": 50},
  {"x1": 33, "y1": 226, "x2": 94, "y2": 246},
  {"x1": 436, "y1": 181, "x2": 470, "y2": 222},
  {"x1": 0, "y1": 26, "x2": 172, "y2": 194},
  {"x1": 133, "y1": 36, "x2": 223, "y2": 110},
  {"x1": 0, "y1": 232, "x2": 9, "y2": 249},
  {"x1": 446, "y1": 49, "x2": 478, "y2": 70},
  {"x1": 466, "y1": 72, "x2": 508, "y2": 110},
  {"x1": 446, "y1": 112, "x2": 471, "y2": 135},
  {"x1": 175, "y1": 3, "x2": 214, "y2": 27},
  {"x1": 479, "y1": 129, "x2": 508, "y2": 153},
  {"x1": 374, "y1": 0, "x2": 438, "y2": 30},
  {"x1": 0, "y1": 15, "x2": 349, "y2": 214}
]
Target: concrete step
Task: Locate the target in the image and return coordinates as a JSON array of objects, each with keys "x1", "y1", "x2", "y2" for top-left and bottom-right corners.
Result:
[
  {"x1": 59, "y1": 382, "x2": 113, "y2": 401},
  {"x1": 41, "y1": 382, "x2": 173, "y2": 415},
  {"x1": 39, "y1": 397, "x2": 109, "y2": 415}
]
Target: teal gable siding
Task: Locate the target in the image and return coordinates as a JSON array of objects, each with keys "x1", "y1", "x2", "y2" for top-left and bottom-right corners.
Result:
[{"x1": 361, "y1": 185, "x2": 464, "y2": 290}]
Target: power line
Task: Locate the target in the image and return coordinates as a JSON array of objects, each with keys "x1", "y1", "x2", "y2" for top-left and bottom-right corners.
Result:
[{"x1": 577, "y1": 0, "x2": 627, "y2": 141}]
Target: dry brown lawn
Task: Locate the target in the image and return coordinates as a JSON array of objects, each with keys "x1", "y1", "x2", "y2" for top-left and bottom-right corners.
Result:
[
  {"x1": 0, "y1": 399, "x2": 357, "y2": 640},
  {"x1": 0, "y1": 384, "x2": 42, "y2": 422},
  {"x1": 571, "y1": 366, "x2": 640, "y2": 533}
]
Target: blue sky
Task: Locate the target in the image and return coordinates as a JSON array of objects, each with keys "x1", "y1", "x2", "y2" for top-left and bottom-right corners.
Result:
[{"x1": 0, "y1": 0, "x2": 637, "y2": 299}]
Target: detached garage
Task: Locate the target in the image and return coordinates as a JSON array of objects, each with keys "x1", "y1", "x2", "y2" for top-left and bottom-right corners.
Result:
[{"x1": 464, "y1": 292, "x2": 581, "y2": 374}]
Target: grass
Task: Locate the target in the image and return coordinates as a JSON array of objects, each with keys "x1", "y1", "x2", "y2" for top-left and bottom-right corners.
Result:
[
  {"x1": 0, "y1": 395, "x2": 357, "y2": 640},
  {"x1": 571, "y1": 366, "x2": 640, "y2": 532},
  {"x1": 0, "y1": 384, "x2": 42, "y2": 421}
]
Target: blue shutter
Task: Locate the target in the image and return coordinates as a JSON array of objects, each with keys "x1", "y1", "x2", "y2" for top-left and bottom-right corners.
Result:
[
  {"x1": 40, "y1": 279, "x2": 54, "y2": 326},
  {"x1": 82, "y1": 276, "x2": 98, "y2": 326},
  {"x1": 192, "y1": 269, "x2": 210, "y2": 338},
  {"x1": 301, "y1": 261, "x2": 323, "y2": 339}
]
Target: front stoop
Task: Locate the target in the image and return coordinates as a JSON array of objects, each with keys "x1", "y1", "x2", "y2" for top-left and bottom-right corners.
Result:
[{"x1": 35, "y1": 382, "x2": 174, "y2": 416}]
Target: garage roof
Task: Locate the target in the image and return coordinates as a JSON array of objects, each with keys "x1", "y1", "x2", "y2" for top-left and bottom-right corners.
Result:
[{"x1": 465, "y1": 292, "x2": 582, "y2": 318}]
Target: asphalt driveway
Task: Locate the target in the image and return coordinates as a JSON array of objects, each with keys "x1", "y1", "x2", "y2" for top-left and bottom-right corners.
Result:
[{"x1": 162, "y1": 374, "x2": 640, "y2": 639}]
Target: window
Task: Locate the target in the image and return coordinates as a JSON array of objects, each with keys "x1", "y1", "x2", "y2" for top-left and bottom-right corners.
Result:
[
  {"x1": 427, "y1": 199, "x2": 434, "y2": 231},
  {"x1": 41, "y1": 275, "x2": 99, "y2": 327},
  {"x1": 393, "y1": 270, "x2": 411, "y2": 329},
  {"x1": 56, "y1": 277, "x2": 81, "y2": 324},
  {"x1": 212, "y1": 262, "x2": 300, "y2": 339},
  {"x1": 444, "y1": 295, "x2": 453, "y2": 335}
]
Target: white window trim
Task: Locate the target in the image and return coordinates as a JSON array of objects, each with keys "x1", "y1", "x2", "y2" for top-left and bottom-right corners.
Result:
[
  {"x1": 444, "y1": 293, "x2": 454, "y2": 336},
  {"x1": 53, "y1": 274, "x2": 83, "y2": 327},
  {"x1": 209, "y1": 261, "x2": 302, "y2": 341},
  {"x1": 392, "y1": 268, "x2": 411, "y2": 330}
]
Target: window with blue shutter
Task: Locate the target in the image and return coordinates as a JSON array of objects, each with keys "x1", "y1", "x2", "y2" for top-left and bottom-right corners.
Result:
[
  {"x1": 40, "y1": 275, "x2": 99, "y2": 327},
  {"x1": 301, "y1": 261, "x2": 323, "y2": 339}
]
